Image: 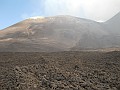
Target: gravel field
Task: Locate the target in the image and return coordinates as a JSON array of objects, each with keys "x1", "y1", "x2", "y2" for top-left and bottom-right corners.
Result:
[{"x1": 0, "y1": 51, "x2": 120, "y2": 90}]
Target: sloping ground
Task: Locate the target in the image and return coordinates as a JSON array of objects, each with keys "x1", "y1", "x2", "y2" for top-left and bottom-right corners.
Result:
[
  {"x1": 105, "y1": 12, "x2": 120, "y2": 34},
  {"x1": 0, "y1": 51, "x2": 120, "y2": 90},
  {"x1": 0, "y1": 15, "x2": 112, "y2": 52},
  {"x1": 0, "y1": 13, "x2": 120, "y2": 51}
]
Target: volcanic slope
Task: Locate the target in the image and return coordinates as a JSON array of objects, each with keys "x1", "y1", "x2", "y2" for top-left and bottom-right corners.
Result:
[
  {"x1": 0, "y1": 13, "x2": 120, "y2": 52},
  {"x1": 0, "y1": 15, "x2": 110, "y2": 52}
]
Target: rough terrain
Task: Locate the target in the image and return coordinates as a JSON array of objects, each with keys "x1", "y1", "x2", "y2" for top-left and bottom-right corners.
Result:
[{"x1": 0, "y1": 51, "x2": 120, "y2": 90}]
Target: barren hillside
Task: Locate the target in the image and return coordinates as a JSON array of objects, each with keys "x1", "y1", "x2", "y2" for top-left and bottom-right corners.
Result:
[{"x1": 0, "y1": 14, "x2": 120, "y2": 52}]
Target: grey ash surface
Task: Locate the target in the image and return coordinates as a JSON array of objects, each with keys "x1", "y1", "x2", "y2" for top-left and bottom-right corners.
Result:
[{"x1": 0, "y1": 51, "x2": 120, "y2": 90}]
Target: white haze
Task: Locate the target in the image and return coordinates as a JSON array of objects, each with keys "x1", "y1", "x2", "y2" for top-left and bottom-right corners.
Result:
[{"x1": 28, "y1": 0, "x2": 120, "y2": 22}]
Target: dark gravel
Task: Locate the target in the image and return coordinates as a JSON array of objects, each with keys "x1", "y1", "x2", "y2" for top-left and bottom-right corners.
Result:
[{"x1": 0, "y1": 51, "x2": 120, "y2": 90}]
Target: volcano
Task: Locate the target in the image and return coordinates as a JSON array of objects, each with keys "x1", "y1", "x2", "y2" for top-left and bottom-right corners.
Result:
[{"x1": 0, "y1": 13, "x2": 120, "y2": 52}]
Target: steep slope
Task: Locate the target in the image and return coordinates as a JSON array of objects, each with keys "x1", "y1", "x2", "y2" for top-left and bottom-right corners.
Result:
[
  {"x1": 105, "y1": 12, "x2": 120, "y2": 34},
  {"x1": 0, "y1": 15, "x2": 109, "y2": 52},
  {"x1": 1, "y1": 13, "x2": 120, "y2": 52},
  {"x1": 72, "y1": 12, "x2": 120, "y2": 50}
]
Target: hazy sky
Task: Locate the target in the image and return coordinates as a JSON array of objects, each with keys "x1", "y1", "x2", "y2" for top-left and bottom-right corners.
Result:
[{"x1": 0, "y1": 0, "x2": 120, "y2": 30}]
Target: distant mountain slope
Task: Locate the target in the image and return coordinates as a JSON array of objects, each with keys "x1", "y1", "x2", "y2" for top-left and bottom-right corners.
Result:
[
  {"x1": 0, "y1": 14, "x2": 120, "y2": 52},
  {"x1": 105, "y1": 12, "x2": 120, "y2": 34}
]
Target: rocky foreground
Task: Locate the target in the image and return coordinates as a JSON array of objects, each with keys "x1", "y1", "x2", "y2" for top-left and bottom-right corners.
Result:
[{"x1": 0, "y1": 51, "x2": 120, "y2": 90}]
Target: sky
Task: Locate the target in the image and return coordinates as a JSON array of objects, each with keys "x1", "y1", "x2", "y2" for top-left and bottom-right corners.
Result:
[{"x1": 0, "y1": 0, "x2": 120, "y2": 30}]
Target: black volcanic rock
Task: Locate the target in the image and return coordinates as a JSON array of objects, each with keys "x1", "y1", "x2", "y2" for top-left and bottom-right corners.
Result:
[{"x1": 0, "y1": 51, "x2": 120, "y2": 90}]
